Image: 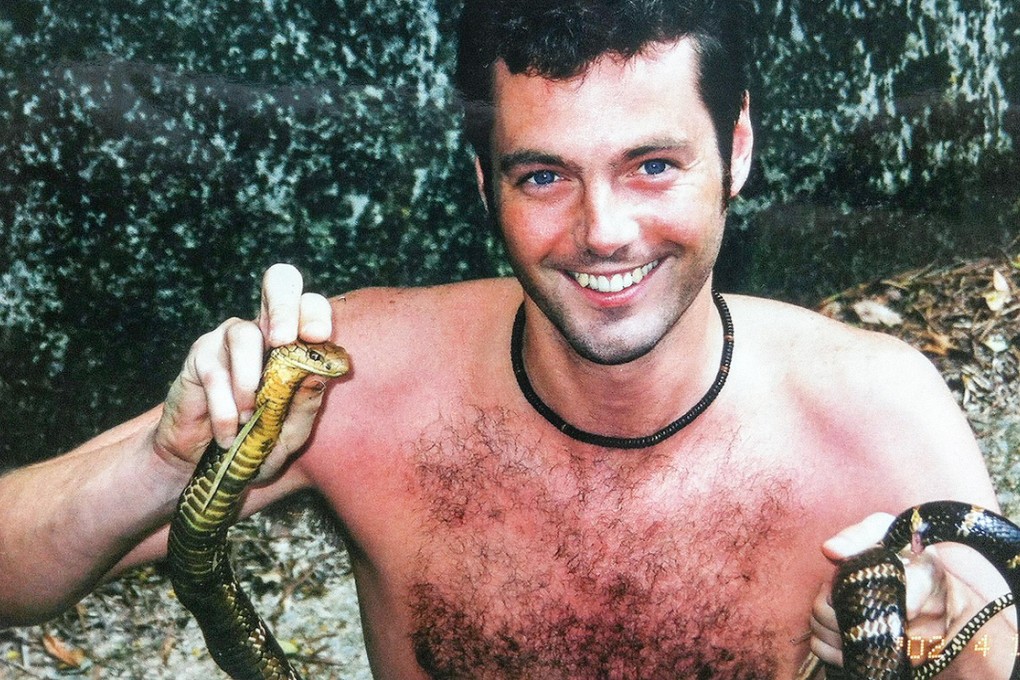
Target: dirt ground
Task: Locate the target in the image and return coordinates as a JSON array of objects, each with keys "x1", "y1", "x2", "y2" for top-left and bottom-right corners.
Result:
[{"x1": 1, "y1": 255, "x2": 1018, "y2": 679}]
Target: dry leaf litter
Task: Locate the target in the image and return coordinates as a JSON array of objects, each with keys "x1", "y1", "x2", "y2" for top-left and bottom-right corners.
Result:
[{"x1": 1, "y1": 494, "x2": 370, "y2": 679}]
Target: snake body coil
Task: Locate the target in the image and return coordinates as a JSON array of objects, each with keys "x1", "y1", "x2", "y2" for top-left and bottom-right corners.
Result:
[
  {"x1": 168, "y1": 341, "x2": 350, "y2": 680},
  {"x1": 833, "y1": 501, "x2": 1020, "y2": 679}
]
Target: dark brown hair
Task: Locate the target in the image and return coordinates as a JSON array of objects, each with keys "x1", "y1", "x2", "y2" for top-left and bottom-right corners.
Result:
[{"x1": 455, "y1": 0, "x2": 752, "y2": 188}]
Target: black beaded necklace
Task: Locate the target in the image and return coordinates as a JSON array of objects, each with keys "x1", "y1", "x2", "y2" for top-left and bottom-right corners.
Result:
[{"x1": 510, "y1": 289, "x2": 734, "y2": 449}]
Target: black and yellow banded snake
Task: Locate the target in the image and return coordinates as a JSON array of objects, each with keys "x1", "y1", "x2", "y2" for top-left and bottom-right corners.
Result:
[
  {"x1": 800, "y1": 501, "x2": 1020, "y2": 680},
  {"x1": 168, "y1": 341, "x2": 350, "y2": 680}
]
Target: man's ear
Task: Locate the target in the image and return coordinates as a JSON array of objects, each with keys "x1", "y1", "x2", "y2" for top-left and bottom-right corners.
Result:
[
  {"x1": 728, "y1": 91, "x2": 754, "y2": 198},
  {"x1": 474, "y1": 156, "x2": 490, "y2": 212}
]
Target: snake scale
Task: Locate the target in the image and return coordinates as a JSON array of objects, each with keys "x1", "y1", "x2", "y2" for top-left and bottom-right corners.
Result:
[
  {"x1": 832, "y1": 501, "x2": 1020, "y2": 679},
  {"x1": 168, "y1": 341, "x2": 350, "y2": 680}
]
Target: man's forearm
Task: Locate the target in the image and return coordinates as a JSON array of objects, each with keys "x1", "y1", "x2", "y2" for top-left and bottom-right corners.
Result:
[{"x1": 0, "y1": 409, "x2": 189, "y2": 626}]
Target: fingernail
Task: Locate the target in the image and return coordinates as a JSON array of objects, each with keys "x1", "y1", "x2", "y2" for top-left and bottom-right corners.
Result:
[{"x1": 825, "y1": 536, "x2": 847, "y2": 550}]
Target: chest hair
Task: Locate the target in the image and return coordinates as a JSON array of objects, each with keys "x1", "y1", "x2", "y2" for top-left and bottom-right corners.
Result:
[{"x1": 406, "y1": 408, "x2": 794, "y2": 679}]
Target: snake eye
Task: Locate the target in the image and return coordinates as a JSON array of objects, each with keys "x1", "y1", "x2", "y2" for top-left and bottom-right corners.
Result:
[{"x1": 308, "y1": 350, "x2": 322, "y2": 362}]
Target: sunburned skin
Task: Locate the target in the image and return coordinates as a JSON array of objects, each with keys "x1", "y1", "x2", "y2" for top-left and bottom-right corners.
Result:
[{"x1": 404, "y1": 407, "x2": 793, "y2": 678}]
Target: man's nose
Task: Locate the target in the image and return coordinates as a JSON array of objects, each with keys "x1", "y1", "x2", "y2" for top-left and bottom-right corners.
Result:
[{"x1": 577, "y1": 183, "x2": 640, "y2": 257}]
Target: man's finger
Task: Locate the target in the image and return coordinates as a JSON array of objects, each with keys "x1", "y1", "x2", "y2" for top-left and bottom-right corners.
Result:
[
  {"x1": 821, "y1": 512, "x2": 896, "y2": 562},
  {"x1": 190, "y1": 344, "x2": 241, "y2": 450},
  {"x1": 298, "y1": 292, "x2": 333, "y2": 342},
  {"x1": 901, "y1": 547, "x2": 946, "y2": 620},
  {"x1": 225, "y1": 321, "x2": 267, "y2": 423},
  {"x1": 260, "y1": 263, "x2": 304, "y2": 346}
]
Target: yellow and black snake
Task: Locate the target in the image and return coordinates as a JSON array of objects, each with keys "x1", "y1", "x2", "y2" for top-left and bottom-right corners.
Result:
[
  {"x1": 168, "y1": 341, "x2": 350, "y2": 680},
  {"x1": 832, "y1": 500, "x2": 1020, "y2": 679}
]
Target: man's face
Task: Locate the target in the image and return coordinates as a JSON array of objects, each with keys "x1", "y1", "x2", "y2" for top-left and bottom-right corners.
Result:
[{"x1": 483, "y1": 38, "x2": 751, "y2": 365}]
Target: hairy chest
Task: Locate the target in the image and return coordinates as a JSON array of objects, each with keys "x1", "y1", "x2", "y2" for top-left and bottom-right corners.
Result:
[{"x1": 401, "y1": 409, "x2": 799, "y2": 679}]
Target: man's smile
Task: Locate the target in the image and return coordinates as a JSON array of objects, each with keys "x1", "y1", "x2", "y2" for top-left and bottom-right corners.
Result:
[{"x1": 570, "y1": 261, "x2": 659, "y2": 293}]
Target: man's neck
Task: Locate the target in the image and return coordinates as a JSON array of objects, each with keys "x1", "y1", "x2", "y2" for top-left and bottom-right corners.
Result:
[{"x1": 517, "y1": 285, "x2": 725, "y2": 442}]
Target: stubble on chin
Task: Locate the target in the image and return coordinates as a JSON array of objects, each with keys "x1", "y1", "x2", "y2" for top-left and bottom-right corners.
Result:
[
  {"x1": 519, "y1": 263, "x2": 716, "y2": 368},
  {"x1": 520, "y1": 294, "x2": 676, "y2": 367}
]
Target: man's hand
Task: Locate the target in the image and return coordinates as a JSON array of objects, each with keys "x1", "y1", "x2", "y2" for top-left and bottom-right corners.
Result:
[
  {"x1": 809, "y1": 513, "x2": 950, "y2": 668},
  {"x1": 152, "y1": 263, "x2": 335, "y2": 481},
  {"x1": 811, "y1": 510, "x2": 1019, "y2": 679},
  {"x1": 0, "y1": 263, "x2": 337, "y2": 626}
]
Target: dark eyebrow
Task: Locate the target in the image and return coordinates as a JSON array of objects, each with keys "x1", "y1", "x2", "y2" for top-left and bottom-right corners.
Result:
[
  {"x1": 623, "y1": 138, "x2": 695, "y2": 161},
  {"x1": 497, "y1": 150, "x2": 567, "y2": 176}
]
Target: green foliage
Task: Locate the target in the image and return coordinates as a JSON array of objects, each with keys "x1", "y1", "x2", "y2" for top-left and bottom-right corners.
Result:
[{"x1": 1, "y1": 0, "x2": 1017, "y2": 464}]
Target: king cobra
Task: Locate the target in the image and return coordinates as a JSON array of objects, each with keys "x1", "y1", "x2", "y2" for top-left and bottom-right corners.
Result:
[
  {"x1": 168, "y1": 341, "x2": 350, "y2": 680},
  {"x1": 809, "y1": 501, "x2": 1020, "y2": 679}
]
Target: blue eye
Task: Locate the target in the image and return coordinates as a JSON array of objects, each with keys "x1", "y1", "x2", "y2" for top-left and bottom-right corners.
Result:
[
  {"x1": 528, "y1": 170, "x2": 558, "y2": 186},
  {"x1": 641, "y1": 159, "x2": 669, "y2": 175}
]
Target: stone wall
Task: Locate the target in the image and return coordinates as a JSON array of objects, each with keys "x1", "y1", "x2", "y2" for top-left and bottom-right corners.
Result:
[{"x1": 1, "y1": 0, "x2": 1016, "y2": 465}]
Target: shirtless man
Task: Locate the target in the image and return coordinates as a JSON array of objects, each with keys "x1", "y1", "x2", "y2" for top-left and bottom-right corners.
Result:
[{"x1": 0, "y1": 1, "x2": 1014, "y2": 677}]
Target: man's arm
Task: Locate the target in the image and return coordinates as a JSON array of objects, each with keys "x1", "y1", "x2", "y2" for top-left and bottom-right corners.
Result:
[
  {"x1": 0, "y1": 263, "x2": 332, "y2": 627},
  {"x1": 0, "y1": 409, "x2": 189, "y2": 625}
]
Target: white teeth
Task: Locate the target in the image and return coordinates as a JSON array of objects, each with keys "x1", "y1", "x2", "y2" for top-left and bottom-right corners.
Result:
[{"x1": 571, "y1": 261, "x2": 658, "y2": 293}]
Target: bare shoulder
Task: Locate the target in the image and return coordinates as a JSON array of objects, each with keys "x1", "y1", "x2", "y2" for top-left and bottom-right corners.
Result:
[
  {"x1": 727, "y1": 294, "x2": 996, "y2": 504},
  {"x1": 297, "y1": 277, "x2": 524, "y2": 509},
  {"x1": 729, "y1": 293, "x2": 935, "y2": 386},
  {"x1": 308, "y1": 277, "x2": 519, "y2": 420},
  {"x1": 330, "y1": 277, "x2": 521, "y2": 344},
  {"x1": 324, "y1": 277, "x2": 524, "y2": 388}
]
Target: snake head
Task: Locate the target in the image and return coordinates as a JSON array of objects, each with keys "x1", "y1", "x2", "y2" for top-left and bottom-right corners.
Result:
[
  {"x1": 910, "y1": 530, "x2": 926, "y2": 555},
  {"x1": 908, "y1": 507, "x2": 930, "y2": 555},
  {"x1": 272, "y1": 341, "x2": 351, "y2": 378}
]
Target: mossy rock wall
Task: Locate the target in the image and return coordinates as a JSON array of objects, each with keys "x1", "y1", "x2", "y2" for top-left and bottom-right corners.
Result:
[{"x1": 1, "y1": 1, "x2": 1017, "y2": 465}]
